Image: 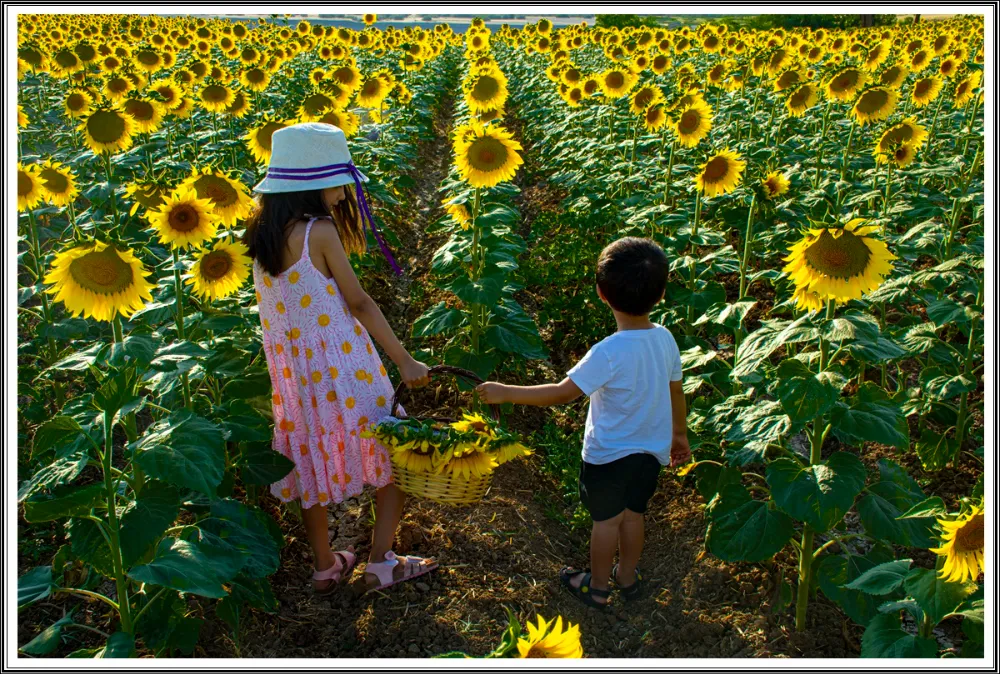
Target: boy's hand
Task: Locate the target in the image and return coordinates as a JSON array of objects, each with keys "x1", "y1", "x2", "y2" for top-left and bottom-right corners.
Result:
[
  {"x1": 669, "y1": 433, "x2": 692, "y2": 468},
  {"x1": 475, "y1": 382, "x2": 507, "y2": 405}
]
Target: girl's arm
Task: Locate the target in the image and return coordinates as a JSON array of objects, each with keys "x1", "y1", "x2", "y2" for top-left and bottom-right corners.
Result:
[
  {"x1": 315, "y1": 221, "x2": 429, "y2": 388},
  {"x1": 476, "y1": 378, "x2": 583, "y2": 407}
]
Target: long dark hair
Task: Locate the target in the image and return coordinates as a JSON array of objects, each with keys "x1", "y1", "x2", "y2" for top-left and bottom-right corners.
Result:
[{"x1": 243, "y1": 186, "x2": 366, "y2": 276}]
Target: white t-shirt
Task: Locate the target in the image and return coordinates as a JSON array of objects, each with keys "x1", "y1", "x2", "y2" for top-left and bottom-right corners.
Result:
[{"x1": 566, "y1": 324, "x2": 683, "y2": 466}]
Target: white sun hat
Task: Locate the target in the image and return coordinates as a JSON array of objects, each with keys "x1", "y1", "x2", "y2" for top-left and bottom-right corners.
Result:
[
  {"x1": 252, "y1": 122, "x2": 369, "y2": 194},
  {"x1": 253, "y1": 122, "x2": 403, "y2": 275}
]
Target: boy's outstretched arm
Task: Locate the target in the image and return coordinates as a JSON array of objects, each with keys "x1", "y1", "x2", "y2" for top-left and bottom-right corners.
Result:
[
  {"x1": 669, "y1": 379, "x2": 691, "y2": 467},
  {"x1": 476, "y1": 377, "x2": 584, "y2": 407}
]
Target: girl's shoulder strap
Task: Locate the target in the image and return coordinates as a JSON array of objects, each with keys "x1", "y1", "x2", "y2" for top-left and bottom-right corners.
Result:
[{"x1": 301, "y1": 216, "x2": 319, "y2": 260}]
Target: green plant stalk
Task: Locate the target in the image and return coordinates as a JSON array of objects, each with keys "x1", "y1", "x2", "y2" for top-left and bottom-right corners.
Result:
[
  {"x1": 685, "y1": 192, "x2": 703, "y2": 327},
  {"x1": 468, "y1": 187, "x2": 483, "y2": 355},
  {"x1": 953, "y1": 322, "x2": 976, "y2": 457},
  {"x1": 960, "y1": 91, "x2": 982, "y2": 158},
  {"x1": 926, "y1": 96, "x2": 945, "y2": 160},
  {"x1": 171, "y1": 249, "x2": 192, "y2": 408},
  {"x1": 944, "y1": 144, "x2": 981, "y2": 259},
  {"x1": 25, "y1": 208, "x2": 58, "y2": 363},
  {"x1": 734, "y1": 192, "x2": 757, "y2": 359},
  {"x1": 103, "y1": 152, "x2": 120, "y2": 232},
  {"x1": 103, "y1": 405, "x2": 133, "y2": 634},
  {"x1": 882, "y1": 161, "x2": 892, "y2": 216},
  {"x1": 662, "y1": 139, "x2": 677, "y2": 208},
  {"x1": 840, "y1": 121, "x2": 856, "y2": 182},
  {"x1": 795, "y1": 299, "x2": 835, "y2": 632}
]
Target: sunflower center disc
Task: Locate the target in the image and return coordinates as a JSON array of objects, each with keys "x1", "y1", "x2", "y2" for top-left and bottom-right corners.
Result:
[
  {"x1": 87, "y1": 110, "x2": 127, "y2": 143},
  {"x1": 470, "y1": 138, "x2": 506, "y2": 171},
  {"x1": 137, "y1": 51, "x2": 158, "y2": 65},
  {"x1": 40, "y1": 168, "x2": 69, "y2": 194},
  {"x1": 202, "y1": 251, "x2": 233, "y2": 280},
  {"x1": 856, "y1": 89, "x2": 889, "y2": 114},
  {"x1": 196, "y1": 177, "x2": 236, "y2": 206},
  {"x1": 69, "y1": 247, "x2": 134, "y2": 295},
  {"x1": 678, "y1": 109, "x2": 702, "y2": 134},
  {"x1": 56, "y1": 50, "x2": 78, "y2": 68},
  {"x1": 606, "y1": 72, "x2": 624, "y2": 89},
  {"x1": 168, "y1": 204, "x2": 200, "y2": 232},
  {"x1": 472, "y1": 76, "x2": 499, "y2": 101},
  {"x1": 804, "y1": 230, "x2": 872, "y2": 279},
  {"x1": 634, "y1": 88, "x2": 655, "y2": 108},
  {"x1": 259, "y1": 123, "x2": 283, "y2": 150},
  {"x1": 303, "y1": 94, "x2": 332, "y2": 115},
  {"x1": 126, "y1": 100, "x2": 154, "y2": 121},
  {"x1": 67, "y1": 93, "x2": 86, "y2": 110},
  {"x1": 955, "y1": 514, "x2": 984, "y2": 553},
  {"x1": 18, "y1": 171, "x2": 34, "y2": 197},
  {"x1": 203, "y1": 85, "x2": 227, "y2": 102},
  {"x1": 248, "y1": 69, "x2": 264, "y2": 83},
  {"x1": 915, "y1": 80, "x2": 932, "y2": 97},
  {"x1": 702, "y1": 156, "x2": 730, "y2": 183}
]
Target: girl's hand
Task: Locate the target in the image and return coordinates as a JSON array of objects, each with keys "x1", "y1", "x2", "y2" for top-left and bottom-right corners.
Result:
[
  {"x1": 475, "y1": 382, "x2": 507, "y2": 405},
  {"x1": 400, "y1": 357, "x2": 430, "y2": 389}
]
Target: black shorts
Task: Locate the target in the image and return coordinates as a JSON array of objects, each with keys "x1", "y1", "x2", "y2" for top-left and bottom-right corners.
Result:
[{"x1": 579, "y1": 452, "x2": 662, "y2": 522}]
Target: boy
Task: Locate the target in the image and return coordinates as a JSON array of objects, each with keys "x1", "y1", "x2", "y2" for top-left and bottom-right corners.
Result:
[{"x1": 476, "y1": 237, "x2": 690, "y2": 609}]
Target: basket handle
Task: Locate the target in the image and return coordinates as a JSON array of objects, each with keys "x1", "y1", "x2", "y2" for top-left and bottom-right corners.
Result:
[{"x1": 389, "y1": 364, "x2": 501, "y2": 422}]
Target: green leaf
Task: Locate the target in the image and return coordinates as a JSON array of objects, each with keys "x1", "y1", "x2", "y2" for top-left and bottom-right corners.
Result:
[
  {"x1": 694, "y1": 300, "x2": 756, "y2": 329},
  {"x1": 767, "y1": 452, "x2": 866, "y2": 531},
  {"x1": 32, "y1": 415, "x2": 85, "y2": 460},
  {"x1": 93, "y1": 366, "x2": 141, "y2": 417},
  {"x1": 128, "y1": 530, "x2": 247, "y2": 599},
  {"x1": 228, "y1": 574, "x2": 279, "y2": 613},
  {"x1": 50, "y1": 342, "x2": 109, "y2": 371},
  {"x1": 221, "y1": 414, "x2": 271, "y2": 443},
  {"x1": 771, "y1": 359, "x2": 845, "y2": 424},
  {"x1": 897, "y1": 496, "x2": 948, "y2": 520},
  {"x1": 66, "y1": 517, "x2": 116, "y2": 577},
  {"x1": 816, "y1": 544, "x2": 896, "y2": 626},
  {"x1": 411, "y1": 301, "x2": 466, "y2": 338},
  {"x1": 919, "y1": 367, "x2": 977, "y2": 401},
  {"x1": 844, "y1": 559, "x2": 913, "y2": 595},
  {"x1": 925, "y1": 297, "x2": 978, "y2": 327},
  {"x1": 705, "y1": 484, "x2": 794, "y2": 563},
  {"x1": 102, "y1": 631, "x2": 136, "y2": 658},
  {"x1": 18, "y1": 566, "x2": 54, "y2": 608},
  {"x1": 860, "y1": 612, "x2": 937, "y2": 658},
  {"x1": 236, "y1": 443, "x2": 295, "y2": 486},
  {"x1": 119, "y1": 481, "x2": 181, "y2": 568},
  {"x1": 822, "y1": 311, "x2": 881, "y2": 343},
  {"x1": 149, "y1": 340, "x2": 213, "y2": 373},
  {"x1": 20, "y1": 613, "x2": 75, "y2": 655},
  {"x1": 18, "y1": 445, "x2": 91, "y2": 501},
  {"x1": 135, "y1": 410, "x2": 225, "y2": 495},
  {"x1": 732, "y1": 315, "x2": 819, "y2": 382},
  {"x1": 444, "y1": 346, "x2": 501, "y2": 382},
  {"x1": 201, "y1": 499, "x2": 280, "y2": 579},
  {"x1": 679, "y1": 345, "x2": 718, "y2": 370},
  {"x1": 446, "y1": 273, "x2": 503, "y2": 307},
  {"x1": 914, "y1": 429, "x2": 958, "y2": 472},
  {"x1": 857, "y1": 460, "x2": 935, "y2": 548},
  {"x1": 724, "y1": 400, "x2": 791, "y2": 464},
  {"x1": 904, "y1": 568, "x2": 977, "y2": 626},
  {"x1": 24, "y1": 483, "x2": 106, "y2": 523},
  {"x1": 830, "y1": 383, "x2": 909, "y2": 449},
  {"x1": 691, "y1": 463, "x2": 743, "y2": 502}
]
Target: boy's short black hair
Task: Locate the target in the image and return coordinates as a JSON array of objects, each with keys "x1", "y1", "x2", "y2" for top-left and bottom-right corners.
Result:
[{"x1": 596, "y1": 237, "x2": 668, "y2": 316}]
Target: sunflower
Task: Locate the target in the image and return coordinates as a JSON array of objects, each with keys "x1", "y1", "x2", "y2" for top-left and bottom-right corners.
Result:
[
  {"x1": 695, "y1": 149, "x2": 745, "y2": 198},
  {"x1": 493, "y1": 441, "x2": 532, "y2": 465},
  {"x1": 147, "y1": 187, "x2": 220, "y2": 249},
  {"x1": 791, "y1": 286, "x2": 826, "y2": 313},
  {"x1": 599, "y1": 66, "x2": 636, "y2": 99},
  {"x1": 225, "y1": 90, "x2": 252, "y2": 118},
  {"x1": 862, "y1": 40, "x2": 891, "y2": 71},
  {"x1": 464, "y1": 68, "x2": 508, "y2": 114},
  {"x1": 672, "y1": 99, "x2": 713, "y2": 148},
  {"x1": 786, "y1": 82, "x2": 818, "y2": 117},
  {"x1": 761, "y1": 171, "x2": 790, "y2": 199},
  {"x1": 444, "y1": 201, "x2": 472, "y2": 230},
  {"x1": 441, "y1": 449, "x2": 497, "y2": 480},
  {"x1": 643, "y1": 104, "x2": 668, "y2": 132},
  {"x1": 888, "y1": 143, "x2": 916, "y2": 168},
  {"x1": 185, "y1": 238, "x2": 251, "y2": 301},
  {"x1": 851, "y1": 87, "x2": 898, "y2": 125},
  {"x1": 103, "y1": 74, "x2": 134, "y2": 103},
  {"x1": 953, "y1": 71, "x2": 982, "y2": 107},
  {"x1": 516, "y1": 615, "x2": 583, "y2": 659},
  {"x1": 929, "y1": 504, "x2": 984, "y2": 584},
  {"x1": 179, "y1": 167, "x2": 255, "y2": 227},
  {"x1": 388, "y1": 441, "x2": 436, "y2": 474},
  {"x1": 125, "y1": 180, "x2": 171, "y2": 216},
  {"x1": 18, "y1": 104, "x2": 28, "y2": 128},
  {"x1": 454, "y1": 123, "x2": 524, "y2": 189},
  {"x1": 239, "y1": 66, "x2": 270, "y2": 93},
  {"x1": 44, "y1": 239, "x2": 154, "y2": 322},
  {"x1": 78, "y1": 107, "x2": 135, "y2": 155},
  {"x1": 364, "y1": 13, "x2": 377, "y2": 25},
  {"x1": 122, "y1": 96, "x2": 166, "y2": 134},
  {"x1": 879, "y1": 63, "x2": 909, "y2": 89},
  {"x1": 874, "y1": 117, "x2": 928, "y2": 162},
  {"x1": 37, "y1": 160, "x2": 79, "y2": 207},
  {"x1": 782, "y1": 219, "x2": 896, "y2": 306},
  {"x1": 450, "y1": 412, "x2": 492, "y2": 435},
  {"x1": 17, "y1": 163, "x2": 44, "y2": 212},
  {"x1": 629, "y1": 84, "x2": 664, "y2": 117},
  {"x1": 329, "y1": 64, "x2": 362, "y2": 93},
  {"x1": 911, "y1": 76, "x2": 943, "y2": 107},
  {"x1": 149, "y1": 81, "x2": 184, "y2": 110},
  {"x1": 356, "y1": 76, "x2": 390, "y2": 108},
  {"x1": 825, "y1": 67, "x2": 866, "y2": 101},
  {"x1": 198, "y1": 82, "x2": 235, "y2": 113},
  {"x1": 314, "y1": 108, "x2": 360, "y2": 138},
  {"x1": 64, "y1": 89, "x2": 94, "y2": 118},
  {"x1": 170, "y1": 96, "x2": 195, "y2": 120}
]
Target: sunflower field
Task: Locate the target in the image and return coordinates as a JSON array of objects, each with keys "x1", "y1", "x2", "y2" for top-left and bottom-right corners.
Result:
[{"x1": 16, "y1": 12, "x2": 986, "y2": 660}]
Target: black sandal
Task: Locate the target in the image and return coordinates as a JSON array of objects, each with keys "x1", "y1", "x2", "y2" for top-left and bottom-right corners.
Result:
[
  {"x1": 560, "y1": 567, "x2": 610, "y2": 610},
  {"x1": 612, "y1": 563, "x2": 644, "y2": 601}
]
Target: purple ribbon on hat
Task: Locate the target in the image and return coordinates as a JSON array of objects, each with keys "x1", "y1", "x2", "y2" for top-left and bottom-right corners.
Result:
[{"x1": 266, "y1": 161, "x2": 402, "y2": 275}]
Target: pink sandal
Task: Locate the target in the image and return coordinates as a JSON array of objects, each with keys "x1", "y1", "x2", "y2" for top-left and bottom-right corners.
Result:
[
  {"x1": 312, "y1": 547, "x2": 357, "y2": 596},
  {"x1": 364, "y1": 550, "x2": 439, "y2": 593}
]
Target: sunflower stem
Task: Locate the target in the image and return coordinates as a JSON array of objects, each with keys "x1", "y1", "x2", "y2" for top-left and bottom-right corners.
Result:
[
  {"x1": 102, "y1": 408, "x2": 133, "y2": 635},
  {"x1": 662, "y1": 139, "x2": 677, "y2": 209},
  {"x1": 882, "y1": 161, "x2": 892, "y2": 216},
  {"x1": 840, "y1": 121, "x2": 855, "y2": 182},
  {"x1": 25, "y1": 208, "x2": 57, "y2": 363},
  {"x1": 813, "y1": 103, "x2": 832, "y2": 188},
  {"x1": 469, "y1": 187, "x2": 482, "y2": 355},
  {"x1": 734, "y1": 193, "x2": 757, "y2": 359},
  {"x1": 927, "y1": 96, "x2": 945, "y2": 160},
  {"x1": 953, "y1": 322, "x2": 977, "y2": 458},
  {"x1": 685, "y1": 192, "x2": 703, "y2": 329},
  {"x1": 171, "y1": 249, "x2": 192, "y2": 409}
]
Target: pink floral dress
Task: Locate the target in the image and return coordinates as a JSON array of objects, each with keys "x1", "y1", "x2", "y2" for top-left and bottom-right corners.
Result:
[{"x1": 253, "y1": 216, "x2": 398, "y2": 508}]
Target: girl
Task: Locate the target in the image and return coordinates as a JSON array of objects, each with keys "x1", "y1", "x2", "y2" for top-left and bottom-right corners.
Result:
[{"x1": 244, "y1": 122, "x2": 438, "y2": 595}]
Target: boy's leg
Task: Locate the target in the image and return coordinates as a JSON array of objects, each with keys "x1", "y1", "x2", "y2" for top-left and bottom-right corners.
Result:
[
  {"x1": 567, "y1": 510, "x2": 624, "y2": 603},
  {"x1": 616, "y1": 509, "x2": 644, "y2": 586}
]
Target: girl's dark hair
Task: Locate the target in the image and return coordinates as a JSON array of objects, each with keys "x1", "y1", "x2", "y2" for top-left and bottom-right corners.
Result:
[{"x1": 242, "y1": 186, "x2": 366, "y2": 276}]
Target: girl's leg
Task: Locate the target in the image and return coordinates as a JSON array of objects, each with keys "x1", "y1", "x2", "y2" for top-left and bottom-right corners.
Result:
[
  {"x1": 302, "y1": 502, "x2": 337, "y2": 572},
  {"x1": 370, "y1": 483, "x2": 405, "y2": 563},
  {"x1": 616, "y1": 509, "x2": 644, "y2": 586}
]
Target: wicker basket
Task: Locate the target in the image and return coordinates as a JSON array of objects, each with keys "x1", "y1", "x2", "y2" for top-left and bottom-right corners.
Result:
[{"x1": 386, "y1": 365, "x2": 500, "y2": 506}]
